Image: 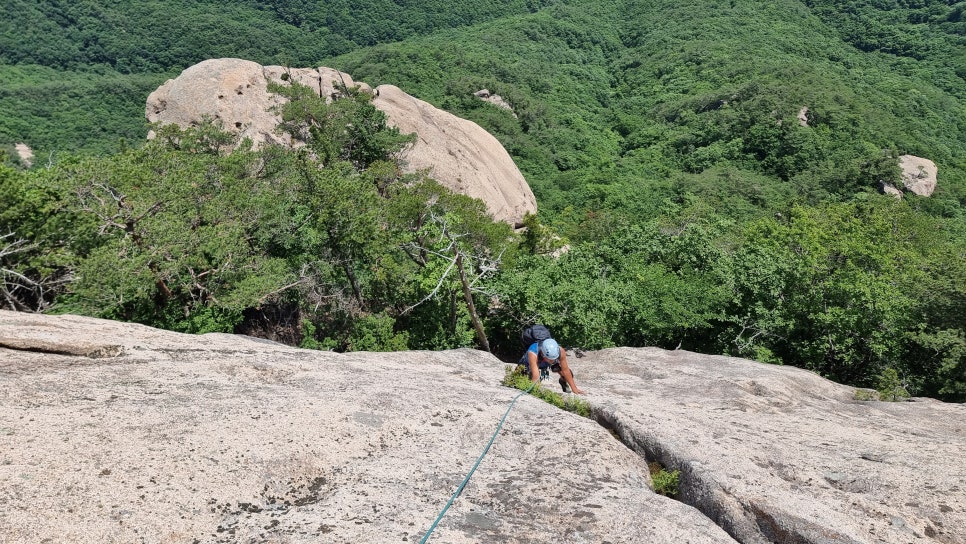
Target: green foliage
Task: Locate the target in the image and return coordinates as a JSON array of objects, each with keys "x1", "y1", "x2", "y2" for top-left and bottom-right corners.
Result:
[
  {"x1": 4, "y1": 0, "x2": 966, "y2": 205},
  {"x1": 52, "y1": 134, "x2": 298, "y2": 332},
  {"x1": 519, "y1": 212, "x2": 567, "y2": 255},
  {"x1": 853, "y1": 388, "x2": 880, "y2": 402},
  {"x1": 727, "y1": 201, "x2": 911, "y2": 380},
  {"x1": 492, "y1": 201, "x2": 733, "y2": 352},
  {"x1": 298, "y1": 320, "x2": 328, "y2": 350},
  {"x1": 332, "y1": 0, "x2": 965, "y2": 222},
  {"x1": 271, "y1": 80, "x2": 415, "y2": 170},
  {"x1": 0, "y1": 65, "x2": 165, "y2": 158},
  {"x1": 0, "y1": 1, "x2": 547, "y2": 157},
  {"x1": 1, "y1": 0, "x2": 964, "y2": 402},
  {"x1": 0, "y1": 162, "x2": 94, "y2": 311},
  {"x1": 502, "y1": 365, "x2": 591, "y2": 417},
  {"x1": 649, "y1": 463, "x2": 681, "y2": 498},
  {"x1": 0, "y1": 0, "x2": 549, "y2": 72},
  {"x1": 3, "y1": 110, "x2": 515, "y2": 352},
  {"x1": 906, "y1": 328, "x2": 966, "y2": 402},
  {"x1": 876, "y1": 367, "x2": 911, "y2": 402},
  {"x1": 384, "y1": 178, "x2": 518, "y2": 350},
  {"x1": 493, "y1": 189, "x2": 963, "y2": 401},
  {"x1": 346, "y1": 313, "x2": 410, "y2": 352},
  {"x1": 806, "y1": 0, "x2": 966, "y2": 69}
]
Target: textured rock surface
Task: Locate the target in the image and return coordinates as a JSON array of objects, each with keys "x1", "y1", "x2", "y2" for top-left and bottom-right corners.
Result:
[
  {"x1": 797, "y1": 106, "x2": 809, "y2": 127},
  {"x1": 145, "y1": 59, "x2": 367, "y2": 148},
  {"x1": 14, "y1": 143, "x2": 33, "y2": 168},
  {"x1": 474, "y1": 89, "x2": 516, "y2": 116},
  {"x1": 899, "y1": 155, "x2": 938, "y2": 196},
  {"x1": 577, "y1": 348, "x2": 966, "y2": 544},
  {"x1": 372, "y1": 85, "x2": 535, "y2": 226},
  {"x1": 0, "y1": 311, "x2": 731, "y2": 544},
  {"x1": 3, "y1": 312, "x2": 963, "y2": 543},
  {"x1": 145, "y1": 58, "x2": 536, "y2": 225},
  {"x1": 879, "y1": 180, "x2": 905, "y2": 199}
]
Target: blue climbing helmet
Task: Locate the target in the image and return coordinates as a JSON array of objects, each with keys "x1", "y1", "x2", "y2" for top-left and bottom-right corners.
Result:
[{"x1": 540, "y1": 338, "x2": 561, "y2": 360}]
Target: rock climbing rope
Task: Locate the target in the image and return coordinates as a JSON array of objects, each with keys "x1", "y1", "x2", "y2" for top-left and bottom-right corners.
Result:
[{"x1": 419, "y1": 381, "x2": 536, "y2": 543}]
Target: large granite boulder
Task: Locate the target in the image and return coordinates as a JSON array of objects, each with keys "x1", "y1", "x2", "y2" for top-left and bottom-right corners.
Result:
[
  {"x1": 146, "y1": 59, "x2": 367, "y2": 149},
  {"x1": 372, "y1": 85, "x2": 535, "y2": 227},
  {"x1": 898, "y1": 155, "x2": 938, "y2": 197},
  {"x1": 2, "y1": 311, "x2": 964, "y2": 543},
  {"x1": 146, "y1": 58, "x2": 537, "y2": 226}
]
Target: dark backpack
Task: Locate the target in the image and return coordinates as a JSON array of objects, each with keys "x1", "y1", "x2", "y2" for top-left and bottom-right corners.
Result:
[
  {"x1": 521, "y1": 324, "x2": 552, "y2": 349},
  {"x1": 519, "y1": 324, "x2": 554, "y2": 378}
]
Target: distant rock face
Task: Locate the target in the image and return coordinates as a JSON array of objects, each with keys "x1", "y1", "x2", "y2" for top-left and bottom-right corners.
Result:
[
  {"x1": 797, "y1": 106, "x2": 809, "y2": 127},
  {"x1": 899, "y1": 155, "x2": 938, "y2": 196},
  {"x1": 14, "y1": 142, "x2": 32, "y2": 167},
  {"x1": 474, "y1": 89, "x2": 517, "y2": 116},
  {"x1": 146, "y1": 58, "x2": 537, "y2": 225},
  {"x1": 373, "y1": 85, "x2": 535, "y2": 225},
  {"x1": 3, "y1": 310, "x2": 965, "y2": 544},
  {"x1": 879, "y1": 180, "x2": 905, "y2": 199},
  {"x1": 146, "y1": 59, "x2": 369, "y2": 148}
]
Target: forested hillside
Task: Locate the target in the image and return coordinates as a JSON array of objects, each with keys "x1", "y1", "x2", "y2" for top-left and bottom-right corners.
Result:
[
  {"x1": 335, "y1": 0, "x2": 966, "y2": 215},
  {"x1": 1, "y1": 0, "x2": 964, "y2": 400},
  {"x1": 0, "y1": 0, "x2": 552, "y2": 154}
]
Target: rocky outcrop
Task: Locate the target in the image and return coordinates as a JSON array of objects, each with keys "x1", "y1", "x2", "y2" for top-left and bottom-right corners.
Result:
[
  {"x1": 146, "y1": 58, "x2": 536, "y2": 225},
  {"x1": 879, "y1": 180, "x2": 905, "y2": 199},
  {"x1": 797, "y1": 106, "x2": 809, "y2": 127},
  {"x1": 0, "y1": 311, "x2": 732, "y2": 544},
  {"x1": 474, "y1": 89, "x2": 517, "y2": 116},
  {"x1": 145, "y1": 59, "x2": 369, "y2": 149},
  {"x1": 2, "y1": 311, "x2": 964, "y2": 543},
  {"x1": 899, "y1": 155, "x2": 938, "y2": 197},
  {"x1": 14, "y1": 142, "x2": 33, "y2": 168},
  {"x1": 373, "y1": 85, "x2": 534, "y2": 225}
]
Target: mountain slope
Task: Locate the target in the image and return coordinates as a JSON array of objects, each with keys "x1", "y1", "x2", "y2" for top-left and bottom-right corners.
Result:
[
  {"x1": 3, "y1": 0, "x2": 965, "y2": 214},
  {"x1": 0, "y1": 0, "x2": 553, "y2": 155},
  {"x1": 331, "y1": 0, "x2": 966, "y2": 216}
]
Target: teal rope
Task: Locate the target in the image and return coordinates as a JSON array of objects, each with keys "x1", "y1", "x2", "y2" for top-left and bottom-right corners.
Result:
[{"x1": 419, "y1": 381, "x2": 536, "y2": 544}]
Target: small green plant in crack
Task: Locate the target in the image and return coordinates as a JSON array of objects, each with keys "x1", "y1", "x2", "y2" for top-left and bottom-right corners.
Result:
[
  {"x1": 502, "y1": 365, "x2": 591, "y2": 418},
  {"x1": 649, "y1": 461, "x2": 681, "y2": 498}
]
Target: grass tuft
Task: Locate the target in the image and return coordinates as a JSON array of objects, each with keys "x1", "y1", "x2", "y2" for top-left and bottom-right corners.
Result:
[{"x1": 502, "y1": 365, "x2": 591, "y2": 418}]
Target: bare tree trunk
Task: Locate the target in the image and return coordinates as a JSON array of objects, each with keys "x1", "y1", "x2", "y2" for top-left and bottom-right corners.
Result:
[{"x1": 456, "y1": 252, "x2": 490, "y2": 352}]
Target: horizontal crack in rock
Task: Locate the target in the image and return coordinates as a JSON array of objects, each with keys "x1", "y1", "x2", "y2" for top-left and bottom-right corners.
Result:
[{"x1": 0, "y1": 338, "x2": 124, "y2": 359}]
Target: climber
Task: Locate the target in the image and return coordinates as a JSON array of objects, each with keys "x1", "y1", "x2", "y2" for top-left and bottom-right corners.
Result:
[{"x1": 521, "y1": 337, "x2": 585, "y2": 395}]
